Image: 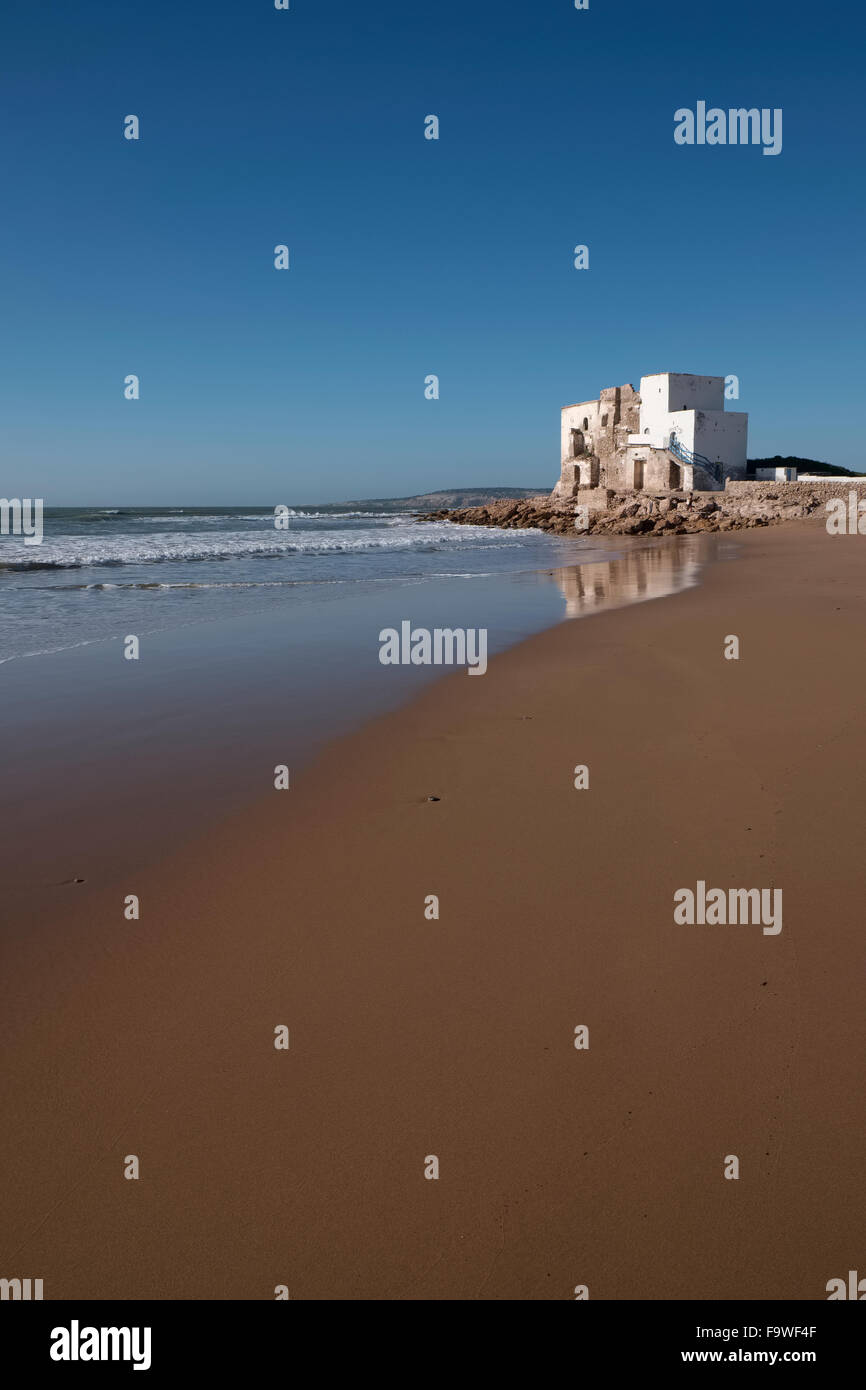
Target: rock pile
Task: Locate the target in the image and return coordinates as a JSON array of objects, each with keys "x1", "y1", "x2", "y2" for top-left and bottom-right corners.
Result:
[{"x1": 419, "y1": 489, "x2": 825, "y2": 537}]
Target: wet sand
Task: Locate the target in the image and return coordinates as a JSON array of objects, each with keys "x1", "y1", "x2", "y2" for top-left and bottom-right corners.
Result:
[
  {"x1": 2, "y1": 516, "x2": 864, "y2": 1300},
  {"x1": 0, "y1": 537, "x2": 702, "y2": 893}
]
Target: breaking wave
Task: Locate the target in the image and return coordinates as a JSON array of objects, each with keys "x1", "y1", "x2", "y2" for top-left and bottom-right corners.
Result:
[{"x1": 0, "y1": 522, "x2": 537, "y2": 572}]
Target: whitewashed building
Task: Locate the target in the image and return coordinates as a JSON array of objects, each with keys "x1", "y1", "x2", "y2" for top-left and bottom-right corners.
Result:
[{"x1": 554, "y1": 372, "x2": 748, "y2": 497}]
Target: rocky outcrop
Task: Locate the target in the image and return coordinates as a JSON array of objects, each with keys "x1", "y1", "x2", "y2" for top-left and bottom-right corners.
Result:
[{"x1": 419, "y1": 489, "x2": 826, "y2": 537}]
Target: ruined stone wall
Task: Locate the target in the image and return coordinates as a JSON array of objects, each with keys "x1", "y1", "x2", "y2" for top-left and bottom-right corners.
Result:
[
  {"x1": 725, "y1": 479, "x2": 866, "y2": 501},
  {"x1": 609, "y1": 383, "x2": 641, "y2": 434},
  {"x1": 561, "y1": 384, "x2": 640, "y2": 467},
  {"x1": 561, "y1": 401, "x2": 601, "y2": 463}
]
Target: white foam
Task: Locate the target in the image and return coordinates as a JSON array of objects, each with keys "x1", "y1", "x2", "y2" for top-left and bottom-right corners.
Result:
[{"x1": 0, "y1": 521, "x2": 540, "y2": 571}]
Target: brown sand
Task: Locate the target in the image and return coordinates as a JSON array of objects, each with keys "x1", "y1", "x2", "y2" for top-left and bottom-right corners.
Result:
[{"x1": 2, "y1": 516, "x2": 864, "y2": 1300}]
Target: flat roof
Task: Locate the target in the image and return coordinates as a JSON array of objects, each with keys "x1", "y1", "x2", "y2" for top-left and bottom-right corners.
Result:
[{"x1": 641, "y1": 371, "x2": 724, "y2": 381}]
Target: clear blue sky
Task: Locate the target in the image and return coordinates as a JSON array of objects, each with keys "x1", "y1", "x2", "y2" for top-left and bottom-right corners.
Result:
[{"x1": 1, "y1": 0, "x2": 863, "y2": 504}]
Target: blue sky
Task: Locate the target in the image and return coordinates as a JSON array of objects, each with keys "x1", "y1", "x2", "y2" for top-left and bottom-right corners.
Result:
[{"x1": 1, "y1": 0, "x2": 863, "y2": 504}]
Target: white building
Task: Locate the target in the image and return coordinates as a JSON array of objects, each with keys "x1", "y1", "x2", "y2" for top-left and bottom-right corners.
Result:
[
  {"x1": 554, "y1": 372, "x2": 749, "y2": 497},
  {"x1": 755, "y1": 465, "x2": 797, "y2": 482},
  {"x1": 631, "y1": 374, "x2": 748, "y2": 481}
]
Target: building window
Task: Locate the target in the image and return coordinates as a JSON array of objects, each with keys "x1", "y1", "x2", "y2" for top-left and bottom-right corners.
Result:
[
  {"x1": 601, "y1": 414, "x2": 608, "y2": 427},
  {"x1": 582, "y1": 417, "x2": 589, "y2": 430}
]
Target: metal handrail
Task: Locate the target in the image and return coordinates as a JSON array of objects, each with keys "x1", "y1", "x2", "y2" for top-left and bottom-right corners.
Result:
[{"x1": 667, "y1": 434, "x2": 723, "y2": 485}]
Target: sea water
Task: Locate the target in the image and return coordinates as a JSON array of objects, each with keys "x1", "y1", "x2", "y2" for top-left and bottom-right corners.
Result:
[{"x1": 0, "y1": 506, "x2": 599, "y2": 663}]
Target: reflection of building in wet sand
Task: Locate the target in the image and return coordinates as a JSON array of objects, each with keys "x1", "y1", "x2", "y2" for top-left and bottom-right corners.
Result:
[{"x1": 553, "y1": 537, "x2": 705, "y2": 619}]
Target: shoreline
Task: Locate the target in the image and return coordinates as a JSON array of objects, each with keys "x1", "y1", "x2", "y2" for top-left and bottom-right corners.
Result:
[
  {"x1": 0, "y1": 534, "x2": 708, "y2": 896},
  {"x1": 3, "y1": 514, "x2": 865, "y2": 1299}
]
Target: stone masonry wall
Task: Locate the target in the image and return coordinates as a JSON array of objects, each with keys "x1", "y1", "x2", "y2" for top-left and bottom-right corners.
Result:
[{"x1": 725, "y1": 479, "x2": 866, "y2": 502}]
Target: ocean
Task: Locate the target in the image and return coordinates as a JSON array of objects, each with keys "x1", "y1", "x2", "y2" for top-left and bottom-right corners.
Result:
[{"x1": 0, "y1": 505, "x2": 594, "y2": 663}]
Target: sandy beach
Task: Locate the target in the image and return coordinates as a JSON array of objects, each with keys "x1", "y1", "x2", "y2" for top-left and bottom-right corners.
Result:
[{"x1": 2, "y1": 514, "x2": 864, "y2": 1300}]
